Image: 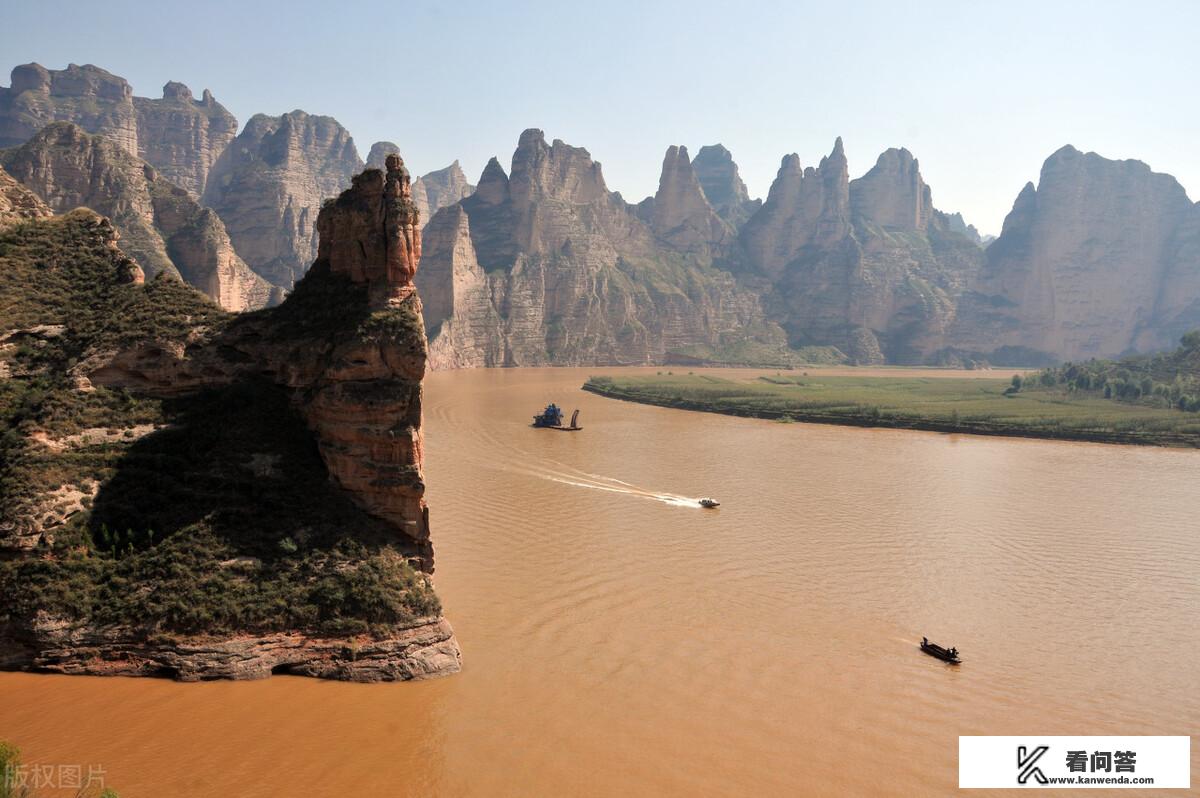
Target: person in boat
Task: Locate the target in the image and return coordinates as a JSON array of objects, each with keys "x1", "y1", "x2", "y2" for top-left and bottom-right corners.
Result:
[
  {"x1": 922, "y1": 637, "x2": 928, "y2": 646},
  {"x1": 949, "y1": 647, "x2": 958, "y2": 658}
]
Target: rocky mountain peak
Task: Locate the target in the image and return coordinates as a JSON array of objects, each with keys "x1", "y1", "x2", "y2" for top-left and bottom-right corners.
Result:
[
  {"x1": 693, "y1": 144, "x2": 750, "y2": 208},
  {"x1": 509, "y1": 128, "x2": 608, "y2": 207},
  {"x1": 649, "y1": 144, "x2": 731, "y2": 253},
  {"x1": 201, "y1": 109, "x2": 363, "y2": 288},
  {"x1": 161, "y1": 81, "x2": 193, "y2": 103},
  {"x1": 849, "y1": 146, "x2": 934, "y2": 230},
  {"x1": 2, "y1": 121, "x2": 273, "y2": 310},
  {"x1": 953, "y1": 146, "x2": 1198, "y2": 361},
  {"x1": 317, "y1": 154, "x2": 421, "y2": 308},
  {"x1": 740, "y1": 139, "x2": 851, "y2": 278},
  {"x1": 367, "y1": 140, "x2": 401, "y2": 170},
  {"x1": 473, "y1": 157, "x2": 510, "y2": 205}
]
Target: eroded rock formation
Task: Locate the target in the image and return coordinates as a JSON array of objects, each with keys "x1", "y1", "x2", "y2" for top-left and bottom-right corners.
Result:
[
  {"x1": 1, "y1": 162, "x2": 458, "y2": 681},
  {"x1": 2, "y1": 122, "x2": 274, "y2": 310},
  {"x1": 736, "y1": 139, "x2": 984, "y2": 363},
  {"x1": 132, "y1": 81, "x2": 238, "y2": 197},
  {"x1": 643, "y1": 144, "x2": 732, "y2": 254},
  {"x1": 692, "y1": 143, "x2": 761, "y2": 227},
  {"x1": 0, "y1": 163, "x2": 51, "y2": 227},
  {"x1": 0, "y1": 63, "x2": 237, "y2": 198},
  {"x1": 950, "y1": 145, "x2": 1200, "y2": 361},
  {"x1": 417, "y1": 129, "x2": 783, "y2": 369},
  {"x1": 203, "y1": 110, "x2": 364, "y2": 289},
  {"x1": 367, "y1": 141, "x2": 475, "y2": 228}
]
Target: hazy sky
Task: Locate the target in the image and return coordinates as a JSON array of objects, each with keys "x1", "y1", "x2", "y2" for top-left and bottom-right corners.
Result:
[{"x1": 3, "y1": 0, "x2": 1197, "y2": 234}]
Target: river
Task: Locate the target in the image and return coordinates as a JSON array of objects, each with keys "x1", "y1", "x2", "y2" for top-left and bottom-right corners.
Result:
[{"x1": 3, "y1": 367, "x2": 1197, "y2": 796}]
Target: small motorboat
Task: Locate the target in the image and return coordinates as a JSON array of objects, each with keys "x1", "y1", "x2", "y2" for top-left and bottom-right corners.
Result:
[
  {"x1": 920, "y1": 637, "x2": 961, "y2": 664},
  {"x1": 699, "y1": 498, "x2": 720, "y2": 508}
]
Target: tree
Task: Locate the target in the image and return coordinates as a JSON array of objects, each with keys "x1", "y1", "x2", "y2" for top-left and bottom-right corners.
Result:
[{"x1": 1011, "y1": 374, "x2": 1023, "y2": 391}]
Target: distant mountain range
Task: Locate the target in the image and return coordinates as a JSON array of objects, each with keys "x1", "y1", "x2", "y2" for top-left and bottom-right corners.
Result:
[{"x1": 3, "y1": 61, "x2": 1198, "y2": 366}]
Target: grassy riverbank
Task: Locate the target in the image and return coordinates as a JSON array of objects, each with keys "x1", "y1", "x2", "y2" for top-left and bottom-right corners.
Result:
[{"x1": 582, "y1": 372, "x2": 1200, "y2": 447}]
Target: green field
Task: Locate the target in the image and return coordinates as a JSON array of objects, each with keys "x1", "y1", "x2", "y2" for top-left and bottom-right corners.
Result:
[{"x1": 582, "y1": 372, "x2": 1200, "y2": 447}]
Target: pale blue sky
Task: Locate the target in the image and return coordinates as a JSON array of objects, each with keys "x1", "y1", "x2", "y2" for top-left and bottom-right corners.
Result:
[{"x1": 3, "y1": 0, "x2": 1197, "y2": 234}]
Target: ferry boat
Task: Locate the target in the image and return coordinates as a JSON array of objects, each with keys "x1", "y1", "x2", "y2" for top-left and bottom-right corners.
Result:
[{"x1": 531, "y1": 404, "x2": 582, "y2": 431}]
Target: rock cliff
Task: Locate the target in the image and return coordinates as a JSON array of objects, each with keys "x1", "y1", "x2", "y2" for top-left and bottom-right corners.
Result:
[
  {"x1": 737, "y1": 139, "x2": 984, "y2": 363},
  {"x1": 950, "y1": 145, "x2": 1200, "y2": 362},
  {"x1": 417, "y1": 129, "x2": 785, "y2": 369},
  {"x1": 0, "y1": 64, "x2": 237, "y2": 198},
  {"x1": 132, "y1": 81, "x2": 238, "y2": 197},
  {"x1": 203, "y1": 111, "x2": 364, "y2": 289},
  {"x1": 2, "y1": 122, "x2": 275, "y2": 310},
  {"x1": 642, "y1": 144, "x2": 732, "y2": 255},
  {"x1": 367, "y1": 141, "x2": 475, "y2": 227},
  {"x1": 0, "y1": 63, "x2": 138, "y2": 154},
  {"x1": 0, "y1": 159, "x2": 460, "y2": 681},
  {"x1": 0, "y1": 163, "x2": 51, "y2": 227},
  {"x1": 692, "y1": 143, "x2": 761, "y2": 227}
]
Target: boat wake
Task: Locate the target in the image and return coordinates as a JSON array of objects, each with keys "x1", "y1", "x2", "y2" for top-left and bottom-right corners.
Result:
[{"x1": 514, "y1": 461, "x2": 702, "y2": 508}]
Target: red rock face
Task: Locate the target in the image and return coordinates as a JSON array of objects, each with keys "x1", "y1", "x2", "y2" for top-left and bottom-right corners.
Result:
[{"x1": 318, "y1": 154, "x2": 422, "y2": 307}]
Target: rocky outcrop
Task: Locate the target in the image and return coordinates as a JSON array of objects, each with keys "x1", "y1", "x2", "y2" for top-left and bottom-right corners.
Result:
[
  {"x1": 692, "y1": 144, "x2": 760, "y2": 227},
  {"x1": 418, "y1": 129, "x2": 782, "y2": 369},
  {"x1": 849, "y1": 148, "x2": 933, "y2": 231},
  {"x1": 2, "y1": 615, "x2": 459, "y2": 682},
  {"x1": 80, "y1": 155, "x2": 432, "y2": 546},
  {"x1": 950, "y1": 145, "x2": 1200, "y2": 361},
  {"x1": 417, "y1": 160, "x2": 474, "y2": 220},
  {"x1": 0, "y1": 163, "x2": 51, "y2": 227},
  {"x1": 643, "y1": 145, "x2": 732, "y2": 254},
  {"x1": 0, "y1": 64, "x2": 237, "y2": 198},
  {"x1": 1, "y1": 161, "x2": 460, "y2": 681},
  {"x1": 2, "y1": 122, "x2": 275, "y2": 310},
  {"x1": 367, "y1": 141, "x2": 475, "y2": 227},
  {"x1": 740, "y1": 139, "x2": 853, "y2": 281},
  {"x1": 0, "y1": 63, "x2": 138, "y2": 154},
  {"x1": 203, "y1": 111, "x2": 364, "y2": 289},
  {"x1": 132, "y1": 81, "x2": 238, "y2": 197},
  {"x1": 737, "y1": 139, "x2": 984, "y2": 363}
]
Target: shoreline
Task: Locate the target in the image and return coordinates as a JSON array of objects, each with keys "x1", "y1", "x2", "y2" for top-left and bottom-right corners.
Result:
[{"x1": 582, "y1": 382, "x2": 1200, "y2": 448}]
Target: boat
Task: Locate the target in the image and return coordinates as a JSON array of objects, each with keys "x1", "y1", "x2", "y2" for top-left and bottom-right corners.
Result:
[
  {"x1": 699, "y1": 498, "x2": 720, "y2": 508},
  {"x1": 920, "y1": 637, "x2": 961, "y2": 664},
  {"x1": 531, "y1": 404, "x2": 582, "y2": 431}
]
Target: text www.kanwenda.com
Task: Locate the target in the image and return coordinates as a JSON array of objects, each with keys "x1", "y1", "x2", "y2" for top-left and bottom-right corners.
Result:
[{"x1": 1045, "y1": 776, "x2": 1155, "y2": 785}]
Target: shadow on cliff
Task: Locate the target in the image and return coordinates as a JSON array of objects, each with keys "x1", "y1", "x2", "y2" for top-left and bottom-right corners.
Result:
[{"x1": 87, "y1": 377, "x2": 417, "y2": 564}]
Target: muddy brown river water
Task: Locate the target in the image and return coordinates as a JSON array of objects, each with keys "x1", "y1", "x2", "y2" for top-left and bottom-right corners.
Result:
[{"x1": 3, "y1": 367, "x2": 1198, "y2": 796}]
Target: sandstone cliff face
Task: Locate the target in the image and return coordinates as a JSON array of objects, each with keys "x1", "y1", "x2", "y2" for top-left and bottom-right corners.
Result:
[
  {"x1": 418, "y1": 129, "x2": 778, "y2": 369},
  {"x1": 0, "y1": 163, "x2": 51, "y2": 227},
  {"x1": 849, "y1": 148, "x2": 933, "y2": 231},
  {"x1": 740, "y1": 139, "x2": 852, "y2": 281},
  {"x1": 951, "y1": 145, "x2": 1200, "y2": 361},
  {"x1": 367, "y1": 141, "x2": 475, "y2": 227},
  {"x1": 132, "y1": 81, "x2": 238, "y2": 198},
  {"x1": 2, "y1": 122, "x2": 274, "y2": 310},
  {"x1": 0, "y1": 63, "x2": 138, "y2": 154},
  {"x1": 692, "y1": 143, "x2": 761, "y2": 227},
  {"x1": 643, "y1": 145, "x2": 732, "y2": 255},
  {"x1": 0, "y1": 64, "x2": 237, "y2": 198},
  {"x1": 737, "y1": 139, "x2": 984, "y2": 363},
  {"x1": 1, "y1": 161, "x2": 460, "y2": 681},
  {"x1": 203, "y1": 111, "x2": 364, "y2": 289}
]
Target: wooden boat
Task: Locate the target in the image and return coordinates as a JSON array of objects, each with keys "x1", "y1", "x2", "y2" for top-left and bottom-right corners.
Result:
[
  {"x1": 532, "y1": 405, "x2": 582, "y2": 431},
  {"x1": 699, "y1": 498, "x2": 720, "y2": 508},
  {"x1": 920, "y1": 637, "x2": 961, "y2": 664}
]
